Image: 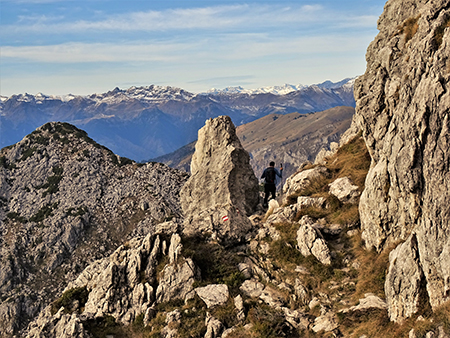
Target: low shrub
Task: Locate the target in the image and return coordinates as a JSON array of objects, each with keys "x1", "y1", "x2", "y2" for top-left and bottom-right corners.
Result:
[{"x1": 51, "y1": 286, "x2": 88, "y2": 315}]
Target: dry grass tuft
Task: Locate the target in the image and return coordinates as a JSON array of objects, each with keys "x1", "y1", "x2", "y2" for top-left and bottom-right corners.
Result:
[
  {"x1": 348, "y1": 231, "x2": 391, "y2": 300},
  {"x1": 398, "y1": 15, "x2": 420, "y2": 44},
  {"x1": 434, "y1": 16, "x2": 450, "y2": 48},
  {"x1": 327, "y1": 134, "x2": 371, "y2": 190}
]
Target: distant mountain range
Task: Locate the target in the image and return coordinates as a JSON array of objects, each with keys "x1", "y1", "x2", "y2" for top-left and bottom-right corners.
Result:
[{"x1": 0, "y1": 78, "x2": 356, "y2": 161}]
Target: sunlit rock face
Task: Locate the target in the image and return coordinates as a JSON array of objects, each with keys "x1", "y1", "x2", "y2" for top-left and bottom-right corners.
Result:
[
  {"x1": 353, "y1": 0, "x2": 450, "y2": 322},
  {"x1": 180, "y1": 116, "x2": 259, "y2": 243}
]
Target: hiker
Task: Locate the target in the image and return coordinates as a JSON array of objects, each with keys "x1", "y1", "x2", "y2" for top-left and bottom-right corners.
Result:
[{"x1": 261, "y1": 161, "x2": 283, "y2": 207}]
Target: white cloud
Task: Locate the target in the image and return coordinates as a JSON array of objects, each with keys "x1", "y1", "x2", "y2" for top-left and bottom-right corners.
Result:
[
  {"x1": 1, "y1": 41, "x2": 195, "y2": 62},
  {"x1": 2, "y1": 3, "x2": 367, "y2": 34},
  {"x1": 1, "y1": 32, "x2": 373, "y2": 64}
]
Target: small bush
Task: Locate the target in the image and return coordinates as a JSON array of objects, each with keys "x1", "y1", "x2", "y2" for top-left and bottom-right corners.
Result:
[
  {"x1": 0, "y1": 156, "x2": 7, "y2": 168},
  {"x1": 36, "y1": 166, "x2": 64, "y2": 196},
  {"x1": 34, "y1": 135, "x2": 49, "y2": 145},
  {"x1": 182, "y1": 237, "x2": 244, "y2": 295},
  {"x1": 119, "y1": 157, "x2": 134, "y2": 166},
  {"x1": 30, "y1": 202, "x2": 58, "y2": 223},
  {"x1": 5, "y1": 212, "x2": 27, "y2": 223},
  {"x1": 247, "y1": 304, "x2": 292, "y2": 338},
  {"x1": 210, "y1": 298, "x2": 239, "y2": 329},
  {"x1": 20, "y1": 147, "x2": 37, "y2": 161},
  {"x1": 51, "y1": 286, "x2": 88, "y2": 315}
]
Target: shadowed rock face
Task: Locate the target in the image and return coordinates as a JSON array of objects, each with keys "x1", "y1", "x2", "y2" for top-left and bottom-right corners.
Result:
[
  {"x1": 353, "y1": 0, "x2": 450, "y2": 322},
  {"x1": 180, "y1": 116, "x2": 259, "y2": 242}
]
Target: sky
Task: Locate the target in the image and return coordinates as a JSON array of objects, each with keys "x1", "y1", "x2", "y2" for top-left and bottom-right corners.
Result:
[{"x1": 0, "y1": 0, "x2": 387, "y2": 97}]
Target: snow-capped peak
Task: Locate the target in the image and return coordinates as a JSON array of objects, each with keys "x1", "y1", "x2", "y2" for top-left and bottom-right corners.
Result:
[
  {"x1": 88, "y1": 85, "x2": 195, "y2": 104},
  {"x1": 203, "y1": 79, "x2": 355, "y2": 96},
  {"x1": 205, "y1": 84, "x2": 307, "y2": 96}
]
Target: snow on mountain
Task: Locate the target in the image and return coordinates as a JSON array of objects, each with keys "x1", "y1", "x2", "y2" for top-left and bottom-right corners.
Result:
[
  {"x1": 1, "y1": 79, "x2": 356, "y2": 161},
  {"x1": 205, "y1": 78, "x2": 356, "y2": 96},
  {"x1": 205, "y1": 84, "x2": 307, "y2": 95},
  {"x1": 88, "y1": 85, "x2": 195, "y2": 104},
  {"x1": 316, "y1": 77, "x2": 357, "y2": 89}
]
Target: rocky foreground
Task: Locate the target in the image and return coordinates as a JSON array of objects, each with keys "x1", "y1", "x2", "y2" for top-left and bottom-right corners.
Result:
[
  {"x1": 15, "y1": 116, "x2": 378, "y2": 338},
  {"x1": 3, "y1": 0, "x2": 450, "y2": 336},
  {"x1": 0, "y1": 110, "x2": 447, "y2": 338}
]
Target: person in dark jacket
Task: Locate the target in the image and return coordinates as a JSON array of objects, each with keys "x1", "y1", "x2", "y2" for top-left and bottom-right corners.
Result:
[{"x1": 261, "y1": 161, "x2": 283, "y2": 207}]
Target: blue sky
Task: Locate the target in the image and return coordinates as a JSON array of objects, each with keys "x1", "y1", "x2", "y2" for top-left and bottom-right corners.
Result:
[{"x1": 0, "y1": 0, "x2": 386, "y2": 96}]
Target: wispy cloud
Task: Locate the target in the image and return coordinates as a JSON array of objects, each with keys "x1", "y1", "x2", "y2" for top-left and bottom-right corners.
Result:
[
  {"x1": 1, "y1": 41, "x2": 194, "y2": 62},
  {"x1": 2, "y1": 32, "x2": 373, "y2": 64},
  {"x1": 1, "y1": 0, "x2": 384, "y2": 96},
  {"x1": 2, "y1": 3, "x2": 358, "y2": 35}
]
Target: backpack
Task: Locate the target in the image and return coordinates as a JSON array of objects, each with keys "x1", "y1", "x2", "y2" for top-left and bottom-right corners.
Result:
[{"x1": 265, "y1": 167, "x2": 276, "y2": 184}]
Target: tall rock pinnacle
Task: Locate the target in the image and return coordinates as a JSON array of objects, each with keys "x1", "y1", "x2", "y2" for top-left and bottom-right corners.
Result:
[
  {"x1": 353, "y1": 0, "x2": 450, "y2": 322},
  {"x1": 180, "y1": 116, "x2": 259, "y2": 242}
]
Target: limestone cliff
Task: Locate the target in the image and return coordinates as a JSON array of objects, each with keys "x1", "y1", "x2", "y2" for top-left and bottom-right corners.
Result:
[
  {"x1": 180, "y1": 116, "x2": 259, "y2": 242},
  {"x1": 353, "y1": 0, "x2": 450, "y2": 322}
]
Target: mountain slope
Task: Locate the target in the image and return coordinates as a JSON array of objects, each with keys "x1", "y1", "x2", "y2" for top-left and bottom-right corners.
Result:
[
  {"x1": 154, "y1": 106, "x2": 355, "y2": 181},
  {"x1": 0, "y1": 80, "x2": 355, "y2": 161},
  {"x1": 0, "y1": 122, "x2": 188, "y2": 336}
]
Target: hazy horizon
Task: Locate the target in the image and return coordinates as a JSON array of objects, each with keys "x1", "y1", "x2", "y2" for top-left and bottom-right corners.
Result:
[{"x1": 1, "y1": 0, "x2": 386, "y2": 97}]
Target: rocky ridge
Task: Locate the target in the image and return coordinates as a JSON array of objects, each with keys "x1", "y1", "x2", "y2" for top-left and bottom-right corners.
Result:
[
  {"x1": 22, "y1": 119, "x2": 377, "y2": 338},
  {"x1": 0, "y1": 122, "x2": 189, "y2": 336}
]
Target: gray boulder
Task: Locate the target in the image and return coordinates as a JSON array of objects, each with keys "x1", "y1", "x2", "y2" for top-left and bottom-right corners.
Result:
[
  {"x1": 195, "y1": 284, "x2": 229, "y2": 308},
  {"x1": 282, "y1": 166, "x2": 329, "y2": 204},
  {"x1": 296, "y1": 216, "x2": 332, "y2": 265},
  {"x1": 180, "y1": 116, "x2": 259, "y2": 242},
  {"x1": 328, "y1": 177, "x2": 360, "y2": 204},
  {"x1": 205, "y1": 314, "x2": 224, "y2": 338}
]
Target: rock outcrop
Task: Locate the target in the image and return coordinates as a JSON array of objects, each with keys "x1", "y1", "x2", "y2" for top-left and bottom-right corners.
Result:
[
  {"x1": 296, "y1": 216, "x2": 332, "y2": 265},
  {"x1": 0, "y1": 122, "x2": 188, "y2": 336},
  {"x1": 353, "y1": 0, "x2": 450, "y2": 322},
  {"x1": 26, "y1": 232, "x2": 198, "y2": 337},
  {"x1": 180, "y1": 116, "x2": 259, "y2": 242}
]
